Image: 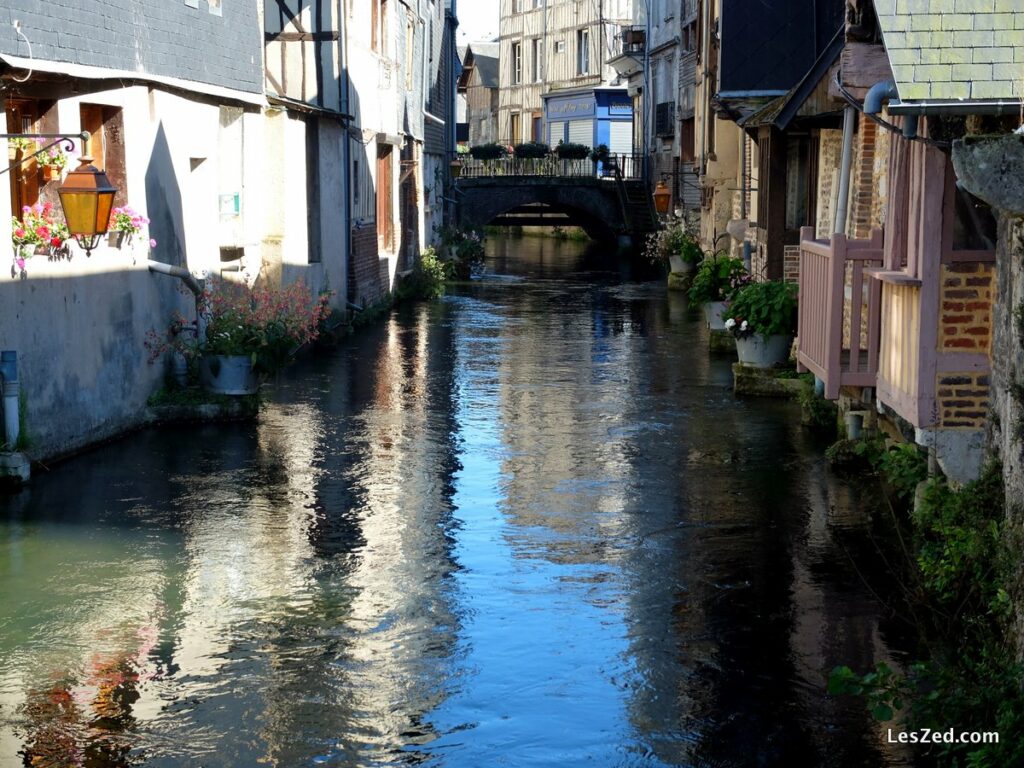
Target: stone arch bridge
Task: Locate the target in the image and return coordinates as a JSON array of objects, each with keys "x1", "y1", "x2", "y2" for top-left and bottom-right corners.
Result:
[{"x1": 452, "y1": 157, "x2": 660, "y2": 243}]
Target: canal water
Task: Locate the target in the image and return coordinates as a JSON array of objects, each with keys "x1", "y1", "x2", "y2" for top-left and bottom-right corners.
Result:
[{"x1": 0, "y1": 235, "x2": 911, "y2": 766}]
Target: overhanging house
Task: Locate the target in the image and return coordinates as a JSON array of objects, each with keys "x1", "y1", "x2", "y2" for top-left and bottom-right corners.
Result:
[{"x1": 796, "y1": 0, "x2": 1015, "y2": 482}]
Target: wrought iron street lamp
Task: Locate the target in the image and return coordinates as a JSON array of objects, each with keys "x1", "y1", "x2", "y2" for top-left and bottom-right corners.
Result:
[
  {"x1": 652, "y1": 179, "x2": 671, "y2": 216},
  {"x1": 4, "y1": 131, "x2": 118, "y2": 256},
  {"x1": 57, "y1": 156, "x2": 116, "y2": 256}
]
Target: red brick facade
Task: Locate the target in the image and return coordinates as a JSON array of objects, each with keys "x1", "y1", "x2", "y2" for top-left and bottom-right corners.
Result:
[
  {"x1": 939, "y1": 262, "x2": 994, "y2": 354},
  {"x1": 349, "y1": 224, "x2": 389, "y2": 308}
]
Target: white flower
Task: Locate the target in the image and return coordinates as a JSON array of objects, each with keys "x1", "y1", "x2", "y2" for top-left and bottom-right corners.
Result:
[
  {"x1": 740, "y1": 320, "x2": 749, "y2": 331},
  {"x1": 724, "y1": 318, "x2": 736, "y2": 330}
]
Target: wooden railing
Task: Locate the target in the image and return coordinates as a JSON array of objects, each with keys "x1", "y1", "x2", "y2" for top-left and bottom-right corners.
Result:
[
  {"x1": 796, "y1": 226, "x2": 884, "y2": 399},
  {"x1": 457, "y1": 153, "x2": 644, "y2": 180}
]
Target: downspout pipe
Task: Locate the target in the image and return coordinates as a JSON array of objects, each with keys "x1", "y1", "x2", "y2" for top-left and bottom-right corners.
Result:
[
  {"x1": 833, "y1": 104, "x2": 856, "y2": 235},
  {"x1": 147, "y1": 261, "x2": 207, "y2": 343},
  {"x1": 0, "y1": 351, "x2": 19, "y2": 449},
  {"x1": 863, "y1": 80, "x2": 898, "y2": 116}
]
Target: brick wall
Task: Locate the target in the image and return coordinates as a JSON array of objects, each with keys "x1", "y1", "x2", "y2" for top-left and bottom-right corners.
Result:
[
  {"x1": 870, "y1": 118, "x2": 890, "y2": 231},
  {"x1": 850, "y1": 116, "x2": 876, "y2": 239},
  {"x1": 936, "y1": 371, "x2": 991, "y2": 428},
  {"x1": 783, "y1": 245, "x2": 800, "y2": 284},
  {"x1": 349, "y1": 224, "x2": 389, "y2": 308},
  {"x1": 0, "y1": 1, "x2": 262, "y2": 93},
  {"x1": 939, "y1": 262, "x2": 994, "y2": 354}
]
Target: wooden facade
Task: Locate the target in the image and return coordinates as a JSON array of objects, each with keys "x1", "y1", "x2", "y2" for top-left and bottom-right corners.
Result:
[
  {"x1": 265, "y1": 0, "x2": 344, "y2": 111},
  {"x1": 497, "y1": 0, "x2": 632, "y2": 144}
]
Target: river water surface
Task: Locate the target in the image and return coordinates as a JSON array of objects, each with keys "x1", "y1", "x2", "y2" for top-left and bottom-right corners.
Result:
[{"x1": 0, "y1": 236, "x2": 911, "y2": 766}]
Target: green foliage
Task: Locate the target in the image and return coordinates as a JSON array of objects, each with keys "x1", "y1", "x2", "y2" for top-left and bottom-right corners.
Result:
[
  {"x1": 727, "y1": 280, "x2": 799, "y2": 338},
  {"x1": 829, "y1": 464, "x2": 1024, "y2": 767},
  {"x1": 513, "y1": 141, "x2": 549, "y2": 159},
  {"x1": 397, "y1": 247, "x2": 453, "y2": 301},
  {"x1": 876, "y1": 442, "x2": 929, "y2": 502},
  {"x1": 645, "y1": 218, "x2": 704, "y2": 266},
  {"x1": 555, "y1": 141, "x2": 590, "y2": 159},
  {"x1": 824, "y1": 437, "x2": 876, "y2": 468},
  {"x1": 687, "y1": 253, "x2": 748, "y2": 304},
  {"x1": 798, "y1": 379, "x2": 838, "y2": 432},
  {"x1": 469, "y1": 142, "x2": 508, "y2": 160},
  {"x1": 589, "y1": 143, "x2": 610, "y2": 163}
]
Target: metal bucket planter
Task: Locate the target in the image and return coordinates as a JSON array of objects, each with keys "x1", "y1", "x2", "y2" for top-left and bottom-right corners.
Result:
[
  {"x1": 703, "y1": 301, "x2": 728, "y2": 330},
  {"x1": 735, "y1": 334, "x2": 792, "y2": 369},
  {"x1": 668, "y1": 254, "x2": 696, "y2": 275},
  {"x1": 199, "y1": 355, "x2": 260, "y2": 395}
]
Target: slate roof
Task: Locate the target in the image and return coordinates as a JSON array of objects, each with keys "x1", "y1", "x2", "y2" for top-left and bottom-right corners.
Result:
[{"x1": 874, "y1": 0, "x2": 1024, "y2": 102}]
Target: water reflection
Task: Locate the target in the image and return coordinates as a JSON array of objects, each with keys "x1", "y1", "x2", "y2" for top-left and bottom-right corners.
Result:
[{"x1": 0, "y1": 236, "x2": 909, "y2": 766}]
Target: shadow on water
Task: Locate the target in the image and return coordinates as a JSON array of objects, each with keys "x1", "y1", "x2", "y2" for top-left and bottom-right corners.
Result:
[{"x1": 0, "y1": 234, "x2": 914, "y2": 766}]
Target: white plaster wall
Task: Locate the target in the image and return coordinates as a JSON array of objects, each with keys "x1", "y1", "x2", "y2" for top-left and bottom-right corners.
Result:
[{"x1": 0, "y1": 85, "x2": 269, "y2": 461}]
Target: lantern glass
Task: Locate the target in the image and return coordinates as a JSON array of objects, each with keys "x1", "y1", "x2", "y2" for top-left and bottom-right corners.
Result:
[
  {"x1": 57, "y1": 158, "x2": 117, "y2": 251},
  {"x1": 653, "y1": 181, "x2": 671, "y2": 215}
]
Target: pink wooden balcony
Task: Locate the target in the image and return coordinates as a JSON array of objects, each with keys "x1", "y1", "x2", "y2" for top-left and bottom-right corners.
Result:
[{"x1": 796, "y1": 226, "x2": 884, "y2": 399}]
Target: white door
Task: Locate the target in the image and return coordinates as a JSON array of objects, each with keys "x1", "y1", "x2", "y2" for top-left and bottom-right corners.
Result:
[
  {"x1": 568, "y1": 119, "x2": 591, "y2": 146},
  {"x1": 548, "y1": 121, "x2": 566, "y2": 145},
  {"x1": 609, "y1": 121, "x2": 632, "y2": 155}
]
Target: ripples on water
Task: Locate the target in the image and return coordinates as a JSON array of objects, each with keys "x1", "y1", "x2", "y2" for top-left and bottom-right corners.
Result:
[{"x1": 0, "y1": 236, "x2": 912, "y2": 766}]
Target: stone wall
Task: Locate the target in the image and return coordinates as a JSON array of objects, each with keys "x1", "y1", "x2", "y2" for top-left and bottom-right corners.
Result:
[
  {"x1": 936, "y1": 371, "x2": 991, "y2": 429},
  {"x1": 990, "y1": 218, "x2": 1024, "y2": 502}
]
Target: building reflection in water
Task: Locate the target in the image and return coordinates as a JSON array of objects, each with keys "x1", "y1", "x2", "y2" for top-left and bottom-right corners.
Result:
[{"x1": 0, "y1": 237, "x2": 911, "y2": 767}]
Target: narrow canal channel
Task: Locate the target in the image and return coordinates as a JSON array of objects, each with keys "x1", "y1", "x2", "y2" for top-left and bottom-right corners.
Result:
[{"x1": 0, "y1": 236, "x2": 911, "y2": 767}]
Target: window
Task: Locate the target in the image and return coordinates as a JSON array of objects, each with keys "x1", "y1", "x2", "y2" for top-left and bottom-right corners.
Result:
[
  {"x1": 80, "y1": 103, "x2": 127, "y2": 208},
  {"x1": 576, "y1": 29, "x2": 589, "y2": 75},
  {"x1": 376, "y1": 143, "x2": 394, "y2": 252},
  {"x1": 513, "y1": 0, "x2": 523, "y2": 11},
  {"x1": 306, "y1": 118, "x2": 322, "y2": 263},
  {"x1": 554, "y1": 40, "x2": 565, "y2": 53},
  {"x1": 655, "y1": 102, "x2": 675, "y2": 137},
  {"x1": 208, "y1": 0, "x2": 221, "y2": 16},
  {"x1": 512, "y1": 42, "x2": 523, "y2": 84},
  {"x1": 6, "y1": 100, "x2": 41, "y2": 217},
  {"x1": 682, "y1": 21, "x2": 697, "y2": 52},
  {"x1": 372, "y1": 0, "x2": 388, "y2": 54},
  {"x1": 532, "y1": 38, "x2": 543, "y2": 82},
  {"x1": 680, "y1": 118, "x2": 695, "y2": 162},
  {"x1": 510, "y1": 113, "x2": 521, "y2": 145}
]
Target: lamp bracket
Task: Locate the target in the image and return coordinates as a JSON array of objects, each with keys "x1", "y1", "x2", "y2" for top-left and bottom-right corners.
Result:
[{"x1": 0, "y1": 132, "x2": 90, "y2": 176}]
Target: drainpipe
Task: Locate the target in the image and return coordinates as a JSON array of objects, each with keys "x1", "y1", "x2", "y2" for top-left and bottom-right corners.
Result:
[
  {"x1": 147, "y1": 261, "x2": 207, "y2": 342},
  {"x1": 863, "y1": 80, "x2": 898, "y2": 116},
  {"x1": 0, "y1": 351, "x2": 19, "y2": 449},
  {"x1": 833, "y1": 104, "x2": 856, "y2": 235},
  {"x1": 340, "y1": 0, "x2": 353, "y2": 311}
]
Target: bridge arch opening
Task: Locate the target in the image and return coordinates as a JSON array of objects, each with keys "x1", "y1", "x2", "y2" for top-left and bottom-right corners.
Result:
[{"x1": 483, "y1": 202, "x2": 615, "y2": 242}]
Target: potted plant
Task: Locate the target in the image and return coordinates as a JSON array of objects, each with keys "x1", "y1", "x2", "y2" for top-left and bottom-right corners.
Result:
[
  {"x1": 42, "y1": 146, "x2": 69, "y2": 181},
  {"x1": 197, "y1": 277, "x2": 332, "y2": 394},
  {"x1": 589, "y1": 143, "x2": 610, "y2": 164},
  {"x1": 107, "y1": 205, "x2": 155, "y2": 249},
  {"x1": 10, "y1": 201, "x2": 70, "y2": 277},
  {"x1": 469, "y1": 142, "x2": 508, "y2": 161},
  {"x1": 724, "y1": 280, "x2": 798, "y2": 368},
  {"x1": 647, "y1": 218, "x2": 703, "y2": 274},
  {"x1": 513, "y1": 141, "x2": 549, "y2": 159},
  {"x1": 7, "y1": 136, "x2": 36, "y2": 162},
  {"x1": 555, "y1": 141, "x2": 590, "y2": 160},
  {"x1": 688, "y1": 253, "x2": 749, "y2": 329}
]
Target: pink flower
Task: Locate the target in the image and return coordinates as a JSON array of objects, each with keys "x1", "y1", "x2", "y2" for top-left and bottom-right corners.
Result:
[
  {"x1": 15, "y1": 257, "x2": 25, "y2": 270},
  {"x1": 13, "y1": 228, "x2": 25, "y2": 239},
  {"x1": 149, "y1": 238, "x2": 157, "y2": 248},
  {"x1": 35, "y1": 226, "x2": 50, "y2": 240},
  {"x1": 50, "y1": 236, "x2": 63, "y2": 247}
]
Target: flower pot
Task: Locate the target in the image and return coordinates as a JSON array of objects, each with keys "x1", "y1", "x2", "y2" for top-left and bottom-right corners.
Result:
[
  {"x1": 450, "y1": 160, "x2": 463, "y2": 178},
  {"x1": 703, "y1": 301, "x2": 729, "y2": 330},
  {"x1": 735, "y1": 334, "x2": 792, "y2": 369},
  {"x1": 44, "y1": 165, "x2": 62, "y2": 181},
  {"x1": 199, "y1": 354, "x2": 260, "y2": 395},
  {"x1": 107, "y1": 231, "x2": 126, "y2": 249}
]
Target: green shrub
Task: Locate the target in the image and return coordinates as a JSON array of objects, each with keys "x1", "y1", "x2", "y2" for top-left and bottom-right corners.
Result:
[
  {"x1": 398, "y1": 246, "x2": 453, "y2": 300},
  {"x1": 469, "y1": 143, "x2": 508, "y2": 160},
  {"x1": 513, "y1": 141, "x2": 549, "y2": 159},
  {"x1": 555, "y1": 141, "x2": 590, "y2": 159},
  {"x1": 687, "y1": 253, "x2": 748, "y2": 304},
  {"x1": 726, "y1": 280, "x2": 798, "y2": 338}
]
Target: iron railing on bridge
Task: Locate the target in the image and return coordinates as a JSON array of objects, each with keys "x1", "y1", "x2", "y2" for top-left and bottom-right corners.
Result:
[{"x1": 455, "y1": 153, "x2": 644, "y2": 181}]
